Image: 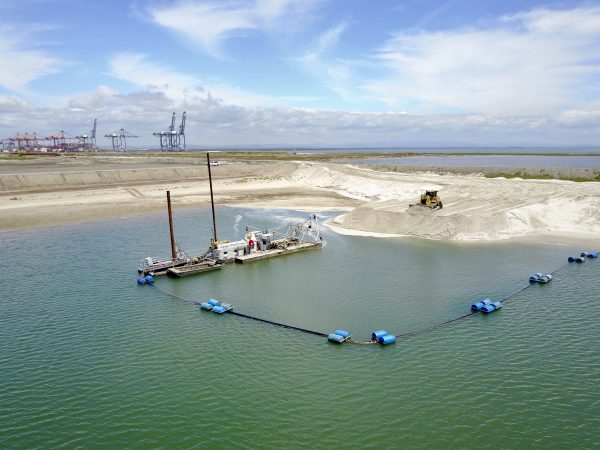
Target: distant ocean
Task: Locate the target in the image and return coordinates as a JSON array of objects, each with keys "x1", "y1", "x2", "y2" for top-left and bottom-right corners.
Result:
[
  {"x1": 125, "y1": 146, "x2": 600, "y2": 155},
  {"x1": 291, "y1": 146, "x2": 600, "y2": 155},
  {"x1": 339, "y1": 154, "x2": 600, "y2": 169}
]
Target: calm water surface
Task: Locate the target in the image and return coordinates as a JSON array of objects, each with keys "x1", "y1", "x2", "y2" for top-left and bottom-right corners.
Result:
[
  {"x1": 209, "y1": 147, "x2": 600, "y2": 155},
  {"x1": 341, "y1": 154, "x2": 600, "y2": 169},
  {"x1": 1, "y1": 208, "x2": 599, "y2": 448}
]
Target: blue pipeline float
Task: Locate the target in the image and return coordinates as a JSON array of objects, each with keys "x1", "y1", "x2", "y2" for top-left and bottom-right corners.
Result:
[
  {"x1": 199, "y1": 299, "x2": 221, "y2": 310},
  {"x1": 529, "y1": 273, "x2": 552, "y2": 283},
  {"x1": 372, "y1": 330, "x2": 388, "y2": 340},
  {"x1": 328, "y1": 333, "x2": 347, "y2": 343},
  {"x1": 199, "y1": 299, "x2": 234, "y2": 314},
  {"x1": 328, "y1": 329, "x2": 351, "y2": 343},
  {"x1": 371, "y1": 330, "x2": 396, "y2": 345},
  {"x1": 471, "y1": 299, "x2": 492, "y2": 311},
  {"x1": 334, "y1": 329, "x2": 351, "y2": 338},
  {"x1": 568, "y1": 256, "x2": 585, "y2": 263},
  {"x1": 137, "y1": 275, "x2": 154, "y2": 285},
  {"x1": 471, "y1": 299, "x2": 502, "y2": 313},
  {"x1": 581, "y1": 251, "x2": 598, "y2": 258},
  {"x1": 212, "y1": 303, "x2": 233, "y2": 314},
  {"x1": 378, "y1": 334, "x2": 396, "y2": 344}
]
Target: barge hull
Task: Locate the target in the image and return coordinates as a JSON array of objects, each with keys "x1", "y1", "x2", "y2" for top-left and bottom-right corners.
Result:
[
  {"x1": 234, "y1": 242, "x2": 321, "y2": 264},
  {"x1": 167, "y1": 264, "x2": 223, "y2": 277}
]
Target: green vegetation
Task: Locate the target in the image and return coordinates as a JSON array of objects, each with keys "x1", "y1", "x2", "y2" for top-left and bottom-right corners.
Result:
[
  {"x1": 484, "y1": 170, "x2": 600, "y2": 182},
  {"x1": 98, "y1": 149, "x2": 600, "y2": 162},
  {"x1": 229, "y1": 176, "x2": 284, "y2": 184},
  {"x1": 0, "y1": 155, "x2": 35, "y2": 160},
  {"x1": 101, "y1": 150, "x2": 418, "y2": 161},
  {"x1": 485, "y1": 170, "x2": 554, "y2": 180}
]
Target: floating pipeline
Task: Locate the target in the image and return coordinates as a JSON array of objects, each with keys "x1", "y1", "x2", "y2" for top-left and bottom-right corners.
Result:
[
  {"x1": 529, "y1": 273, "x2": 553, "y2": 283},
  {"x1": 471, "y1": 299, "x2": 503, "y2": 313},
  {"x1": 140, "y1": 250, "x2": 598, "y2": 346}
]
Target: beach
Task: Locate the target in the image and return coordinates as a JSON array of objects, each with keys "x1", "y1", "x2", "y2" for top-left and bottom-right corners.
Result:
[{"x1": 1, "y1": 154, "x2": 600, "y2": 245}]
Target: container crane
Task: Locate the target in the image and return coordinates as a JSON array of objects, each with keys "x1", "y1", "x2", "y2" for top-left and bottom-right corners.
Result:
[
  {"x1": 178, "y1": 111, "x2": 186, "y2": 150},
  {"x1": 153, "y1": 111, "x2": 186, "y2": 151},
  {"x1": 46, "y1": 130, "x2": 78, "y2": 151},
  {"x1": 104, "y1": 128, "x2": 138, "y2": 151},
  {"x1": 78, "y1": 119, "x2": 98, "y2": 150}
]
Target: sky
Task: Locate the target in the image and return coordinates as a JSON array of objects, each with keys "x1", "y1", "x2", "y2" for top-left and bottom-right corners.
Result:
[{"x1": 1, "y1": 0, "x2": 600, "y2": 148}]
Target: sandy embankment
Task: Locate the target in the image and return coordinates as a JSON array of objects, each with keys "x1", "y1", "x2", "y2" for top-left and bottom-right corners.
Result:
[
  {"x1": 1, "y1": 156, "x2": 600, "y2": 245},
  {"x1": 290, "y1": 163, "x2": 600, "y2": 244},
  {"x1": 0, "y1": 158, "x2": 359, "y2": 230}
]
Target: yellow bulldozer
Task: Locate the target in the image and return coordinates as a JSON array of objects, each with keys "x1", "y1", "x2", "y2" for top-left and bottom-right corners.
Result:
[{"x1": 414, "y1": 190, "x2": 443, "y2": 210}]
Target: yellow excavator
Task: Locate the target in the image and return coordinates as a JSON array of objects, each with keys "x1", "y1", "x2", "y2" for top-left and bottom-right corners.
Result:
[{"x1": 415, "y1": 190, "x2": 443, "y2": 210}]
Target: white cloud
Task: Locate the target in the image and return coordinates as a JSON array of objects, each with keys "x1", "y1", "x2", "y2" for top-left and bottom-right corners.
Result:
[
  {"x1": 67, "y1": 85, "x2": 122, "y2": 110},
  {"x1": 3, "y1": 86, "x2": 600, "y2": 148},
  {"x1": 147, "y1": 0, "x2": 318, "y2": 58},
  {"x1": 0, "y1": 26, "x2": 63, "y2": 92},
  {"x1": 0, "y1": 94, "x2": 29, "y2": 111},
  {"x1": 363, "y1": 6, "x2": 600, "y2": 115},
  {"x1": 296, "y1": 21, "x2": 360, "y2": 102},
  {"x1": 108, "y1": 53, "x2": 201, "y2": 101},
  {"x1": 508, "y1": 6, "x2": 600, "y2": 36},
  {"x1": 108, "y1": 52, "x2": 298, "y2": 108},
  {"x1": 299, "y1": 21, "x2": 349, "y2": 64}
]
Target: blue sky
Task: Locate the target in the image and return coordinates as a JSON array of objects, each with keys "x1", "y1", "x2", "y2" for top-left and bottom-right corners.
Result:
[{"x1": 1, "y1": 0, "x2": 600, "y2": 147}]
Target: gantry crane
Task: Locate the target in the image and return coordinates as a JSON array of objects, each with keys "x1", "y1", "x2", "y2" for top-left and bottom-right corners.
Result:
[
  {"x1": 104, "y1": 128, "x2": 138, "y2": 151},
  {"x1": 78, "y1": 119, "x2": 97, "y2": 151},
  {"x1": 153, "y1": 111, "x2": 186, "y2": 151},
  {"x1": 46, "y1": 130, "x2": 78, "y2": 151}
]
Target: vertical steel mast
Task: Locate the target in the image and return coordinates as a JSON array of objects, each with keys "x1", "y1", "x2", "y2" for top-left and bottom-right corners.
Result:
[
  {"x1": 166, "y1": 191, "x2": 177, "y2": 260},
  {"x1": 206, "y1": 153, "x2": 218, "y2": 244}
]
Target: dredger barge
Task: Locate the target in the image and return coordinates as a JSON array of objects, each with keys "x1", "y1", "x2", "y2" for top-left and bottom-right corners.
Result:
[{"x1": 138, "y1": 153, "x2": 324, "y2": 277}]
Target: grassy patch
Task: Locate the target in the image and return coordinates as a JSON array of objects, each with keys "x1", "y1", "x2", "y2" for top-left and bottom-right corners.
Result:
[
  {"x1": 100, "y1": 150, "x2": 419, "y2": 161},
  {"x1": 484, "y1": 171, "x2": 600, "y2": 182},
  {"x1": 0, "y1": 155, "x2": 35, "y2": 160},
  {"x1": 230, "y1": 176, "x2": 283, "y2": 184}
]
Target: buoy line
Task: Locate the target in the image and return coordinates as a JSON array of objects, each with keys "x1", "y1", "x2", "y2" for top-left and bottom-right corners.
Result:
[
  {"x1": 141, "y1": 252, "x2": 596, "y2": 346},
  {"x1": 149, "y1": 283, "x2": 328, "y2": 337}
]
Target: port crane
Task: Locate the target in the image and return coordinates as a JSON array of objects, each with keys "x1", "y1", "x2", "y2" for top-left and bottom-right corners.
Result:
[
  {"x1": 78, "y1": 119, "x2": 97, "y2": 150},
  {"x1": 153, "y1": 111, "x2": 186, "y2": 151},
  {"x1": 104, "y1": 128, "x2": 138, "y2": 151}
]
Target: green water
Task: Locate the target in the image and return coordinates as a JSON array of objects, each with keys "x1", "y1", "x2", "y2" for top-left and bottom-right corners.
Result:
[{"x1": 1, "y1": 208, "x2": 599, "y2": 448}]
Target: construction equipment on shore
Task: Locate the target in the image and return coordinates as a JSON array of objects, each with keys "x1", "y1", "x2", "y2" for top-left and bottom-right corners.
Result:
[{"x1": 410, "y1": 190, "x2": 443, "y2": 210}]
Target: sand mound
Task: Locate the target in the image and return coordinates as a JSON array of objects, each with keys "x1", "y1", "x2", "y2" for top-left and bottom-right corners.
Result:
[{"x1": 291, "y1": 163, "x2": 600, "y2": 241}]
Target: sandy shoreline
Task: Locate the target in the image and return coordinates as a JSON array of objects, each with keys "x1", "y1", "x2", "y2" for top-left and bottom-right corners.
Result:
[{"x1": 1, "y1": 155, "x2": 600, "y2": 247}]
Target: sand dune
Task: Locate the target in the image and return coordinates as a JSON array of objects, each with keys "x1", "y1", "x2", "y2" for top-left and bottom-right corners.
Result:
[{"x1": 290, "y1": 162, "x2": 600, "y2": 242}]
